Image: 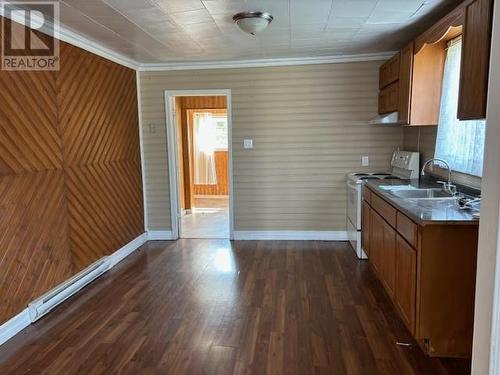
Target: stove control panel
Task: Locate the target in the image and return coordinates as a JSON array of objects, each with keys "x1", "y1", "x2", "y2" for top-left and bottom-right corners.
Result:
[{"x1": 391, "y1": 151, "x2": 420, "y2": 179}]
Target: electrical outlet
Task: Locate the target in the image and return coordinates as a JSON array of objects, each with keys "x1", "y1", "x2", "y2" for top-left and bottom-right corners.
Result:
[
  {"x1": 362, "y1": 156, "x2": 369, "y2": 166},
  {"x1": 243, "y1": 139, "x2": 253, "y2": 149}
]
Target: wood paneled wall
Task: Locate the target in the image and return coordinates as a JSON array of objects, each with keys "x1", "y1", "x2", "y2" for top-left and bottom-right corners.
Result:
[
  {"x1": 0, "y1": 19, "x2": 143, "y2": 324},
  {"x1": 176, "y1": 97, "x2": 227, "y2": 208},
  {"x1": 194, "y1": 151, "x2": 229, "y2": 196}
]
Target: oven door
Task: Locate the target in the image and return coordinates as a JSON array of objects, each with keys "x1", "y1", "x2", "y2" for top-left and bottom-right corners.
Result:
[{"x1": 347, "y1": 181, "x2": 362, "y2": 230}]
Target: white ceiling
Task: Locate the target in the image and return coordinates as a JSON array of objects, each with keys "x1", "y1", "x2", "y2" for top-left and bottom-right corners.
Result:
[{"x1": 56, "y1": 0, "x2": 460, "y2": 64}]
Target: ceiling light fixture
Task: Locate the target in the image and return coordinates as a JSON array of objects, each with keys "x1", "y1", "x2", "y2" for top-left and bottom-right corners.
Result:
[{"x1": 232, "y1": 11, "x2": 273, "y2": 35}]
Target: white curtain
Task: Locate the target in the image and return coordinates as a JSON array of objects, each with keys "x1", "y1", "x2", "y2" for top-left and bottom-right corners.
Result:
[
  {"x1": 435, "y1": 38, "x2": 486, "y2": 177},
  {"x1": 193, "y1": 112, "x2": 217, "y2": 185}
]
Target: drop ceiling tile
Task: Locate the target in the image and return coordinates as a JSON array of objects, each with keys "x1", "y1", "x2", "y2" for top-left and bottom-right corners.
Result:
[
  {"x1": 326, "y1": 16, "x2": 367, "y2": 30},
  {"x1": 102, "y1": 0, "x2": 153, "y2": 13},
  {"x1": 322, "y1": 29, "x2": 358, "y2": 41},
  {"x1": 181, "y1": 22, "x2": 221, "y2": 40},
  {"x1": 375, "y1": 0, "x2": 425, "y2": 13},
  {"x1": 291, "y1": 24, "x2": 325, "y2": 33},
  {"x1": 122, "y1": 7, "x2": 171, "y2": 25},
  {"x1": 330, "y1": 1, "x2": 377, "y2": 18},
  {"x1": 290, "y1": 0, "x2": 333, "y2": 25},
  {"x1": 203, "y1": 0, "x2": 289, "y2": 16},
  {"x1": 62, "y1": 0, "x2": 119, "y2": 18},
  {"x1": 170, "y1": 8, "x2": 214, "y2": 25},
  {"x1": 151, "y1": 0, "x2": 205, "y2": 13},
  {"x1": 367, "y1": 10, "x2": 414, "y2": 24}
]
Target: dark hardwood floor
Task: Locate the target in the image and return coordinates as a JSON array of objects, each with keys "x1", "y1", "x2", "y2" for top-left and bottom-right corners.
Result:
[{"x1": 0, "y1": 240, "x2": 470, "y2": 374}]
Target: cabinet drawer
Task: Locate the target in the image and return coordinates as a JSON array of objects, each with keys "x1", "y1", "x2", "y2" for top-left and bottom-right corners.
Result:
[
  {"x1": 397, "y1": 212, "x2": 418, "y2": 248},
  {"x1": 363, "y1": 186, "x2": 372, "y2": 204},
  {"x1": 371, "y1": 194, "x2": 396, "y2": 227}
]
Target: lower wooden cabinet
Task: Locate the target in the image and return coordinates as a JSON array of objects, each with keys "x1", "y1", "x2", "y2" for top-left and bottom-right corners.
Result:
[
  {"x1": 370, "y1": 210, "x2": 384, "y2": 274},
  {"x1": 395, "y1": 234, "x2": 417, "y2": 334},
  {"x1": 363, "y1": 186, "x2": 478, "y2": 358},
  {"x1": 368, "y1": 210, "x2": 397, "y2": 299},
  {"x1": 361, "y1": 201, "x2": 371, "y2": 256},
  {"x1": 381, "y1": 220, "x2": 396, "y2": 298}
]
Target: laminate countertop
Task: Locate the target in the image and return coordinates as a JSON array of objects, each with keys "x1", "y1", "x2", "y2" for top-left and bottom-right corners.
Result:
[{"x1": 365, "y1": 179, "x2": 480, "y2": 226}]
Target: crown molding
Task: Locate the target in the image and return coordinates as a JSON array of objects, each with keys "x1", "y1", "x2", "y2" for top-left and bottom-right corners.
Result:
[
  {"x1": 0, "y1": 5, "x2": 140, "y2": 70},
  {"x1": 54, "y1": 26, "x2": 139, "y2": 70},
  {"x1": 137, "y1": 52, "x2": 396, "y2": 71}
]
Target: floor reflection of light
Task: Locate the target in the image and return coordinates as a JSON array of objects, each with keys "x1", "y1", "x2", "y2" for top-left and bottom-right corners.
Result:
[{"x1": 213, "y1": 247, "x2": 235, "y2": 273}]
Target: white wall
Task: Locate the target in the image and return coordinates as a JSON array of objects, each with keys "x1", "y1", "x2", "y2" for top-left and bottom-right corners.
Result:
[{"x1": 471, "y1": 1, "x2": 500, "y2": 373}]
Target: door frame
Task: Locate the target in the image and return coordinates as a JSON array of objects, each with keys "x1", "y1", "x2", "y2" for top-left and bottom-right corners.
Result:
[{"x1": 164, "y1": 89, "x2": 234, "y2": 240}]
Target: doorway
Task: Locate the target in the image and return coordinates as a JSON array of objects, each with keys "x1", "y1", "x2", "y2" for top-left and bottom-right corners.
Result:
[{"x1": 165, "y1": 90, "x2": 233, "y2": 240}]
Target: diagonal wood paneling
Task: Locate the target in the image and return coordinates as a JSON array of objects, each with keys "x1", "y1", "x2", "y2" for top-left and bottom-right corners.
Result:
[
  {"x1": 58, "y1": 43, "x2": 143, "y2": 271},
  {"x1": 0, "y1": 171, "x2": 74, "y2": 321},
  {"x1": 0, "y1": 69, "x2": 61, "y2": 176},
  {"x1": 65, "y1": 160, "x2": 144, "y2": 270},
  {"x1": 0, "y1": 30, "x2": 143, "y2": 324},
  {"x1": 58, "y1": 43, "x2": 140, "y2": 167}
]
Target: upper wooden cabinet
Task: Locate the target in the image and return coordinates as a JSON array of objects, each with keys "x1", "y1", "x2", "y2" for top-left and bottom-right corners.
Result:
[
  {"x1": 379, "y1": 53, "x2": 400, "y2": 89},
  {"x1": 458, "y1": 0, "x2": 494, "y2": 119},
  {"x1": 377, "y1": 0, "x2": 493, "y2": 124},
  {"x1": 379, "y1": 81, "x2": 399, "y2": 114},
  {"x1": 397, "y1": 42, "x2": 414, "y2": 125}
]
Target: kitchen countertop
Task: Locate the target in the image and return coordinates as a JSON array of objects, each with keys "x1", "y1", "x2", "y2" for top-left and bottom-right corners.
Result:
[{"x1": 365, "y1": 179, "x2": 480, "y2": 226}]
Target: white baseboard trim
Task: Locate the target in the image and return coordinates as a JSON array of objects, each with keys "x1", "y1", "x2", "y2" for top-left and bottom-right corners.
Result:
[
  {"x1": 233, "y1": 231, "x2": 349, "y2": 241},
  {"x1": 147, "y1": 230, "x2": 175, "y2": 241},
  {"x1": 0, "y1": 232, "x2": 148, "y2": 347},
  {"x1": 0, "y1": 309, "x2": 31, "y2": 346},
  {"x1": 108, "y1": 233, "x2": 148, "y2": 268}
]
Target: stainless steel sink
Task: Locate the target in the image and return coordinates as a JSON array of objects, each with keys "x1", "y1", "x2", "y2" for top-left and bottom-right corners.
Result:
[{"x1": 388, "y1": 188, "x2": 455, "y2": 199}]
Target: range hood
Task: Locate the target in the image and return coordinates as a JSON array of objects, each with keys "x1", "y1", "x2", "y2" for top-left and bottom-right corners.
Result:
[{"x1": 369, "y1": 111, "x2": 399, "y2": 125}]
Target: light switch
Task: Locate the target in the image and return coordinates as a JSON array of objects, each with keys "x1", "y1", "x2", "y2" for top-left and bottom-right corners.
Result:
[
  {"x1": 362, "y1": 156, "x2": 369, "y2": 166},
  {"x1": 243, "y1": 139, "x2": 253, "y2": 149}
]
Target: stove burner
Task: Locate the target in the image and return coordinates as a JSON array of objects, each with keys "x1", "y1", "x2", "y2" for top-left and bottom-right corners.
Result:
[
  {"x1": 373, "y1": 173, "x2": 392, "y2": 176},
  {"x1": 359, "y1": 176, "x2": 379, "y2": 180},
  {"x1": 353, "y1": 173, "x2": 369, "y2": 176},
  {"x1": 383, "y1": 176, "x2": 401, "y2": 180}
]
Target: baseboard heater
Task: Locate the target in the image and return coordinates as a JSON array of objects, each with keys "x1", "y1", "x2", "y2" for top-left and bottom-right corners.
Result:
[{"x1": 28, "y1": 257, "x2": 110, "y2": 322}]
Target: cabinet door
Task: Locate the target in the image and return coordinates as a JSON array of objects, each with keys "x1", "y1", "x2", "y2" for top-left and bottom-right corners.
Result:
[
  {"x1": 370, "y1": 211, "x2": 383, "y2": 274},
  {"x1": 458, "y1": 0, "x2": 493, "y2": 120},
  {"x1": 398, "y1": 42, "x2": 414, "y2": 125},
  {"x1": 379, "y1": 53, "x2": 400, "y2": 89},
  {"x1": 362, "y1": 201, "x2": 371, "y2": 256},
  {"x1": 395, "y1": 234, "x2": 417, "y2": 334},
  {"x1": 381, "y1": 220, "x2": 397, "y2": 298},
  {"x1": 378, "y1": 81, "x2": 399, "y2": 114}
]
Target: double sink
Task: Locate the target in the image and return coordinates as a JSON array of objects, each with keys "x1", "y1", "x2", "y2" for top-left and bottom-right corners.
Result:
[{"x1": 387, "y1": 187, "x2": 455, "y2": 200}]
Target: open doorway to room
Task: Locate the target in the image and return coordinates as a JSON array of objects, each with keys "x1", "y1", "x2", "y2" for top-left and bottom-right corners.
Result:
[{"x1": 166, "y1": 92, "x2": 232, "y2": 239}]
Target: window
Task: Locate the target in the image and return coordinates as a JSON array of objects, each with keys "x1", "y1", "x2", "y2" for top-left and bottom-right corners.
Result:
[
  {"x1": 434, "y1": 38, "x2": 486, "y2": 176},
  {"x1": 213, "y1": 115, "x2": 228, "y2": 150}
]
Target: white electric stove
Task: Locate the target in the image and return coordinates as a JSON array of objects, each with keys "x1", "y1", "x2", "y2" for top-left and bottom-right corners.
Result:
[{"x1": 346, "y1": 150, "x2": 420, "y2": 259}]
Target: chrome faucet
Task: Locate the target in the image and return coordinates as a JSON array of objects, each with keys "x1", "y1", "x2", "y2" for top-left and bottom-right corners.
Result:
[{"x1": 421, "y1": 158, "x2": 456, "y2": 194}]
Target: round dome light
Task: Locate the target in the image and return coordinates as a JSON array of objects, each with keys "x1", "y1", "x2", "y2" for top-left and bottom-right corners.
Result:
[{"x1": 232, "y1": 12, "x2": 274, "y2": 35}]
